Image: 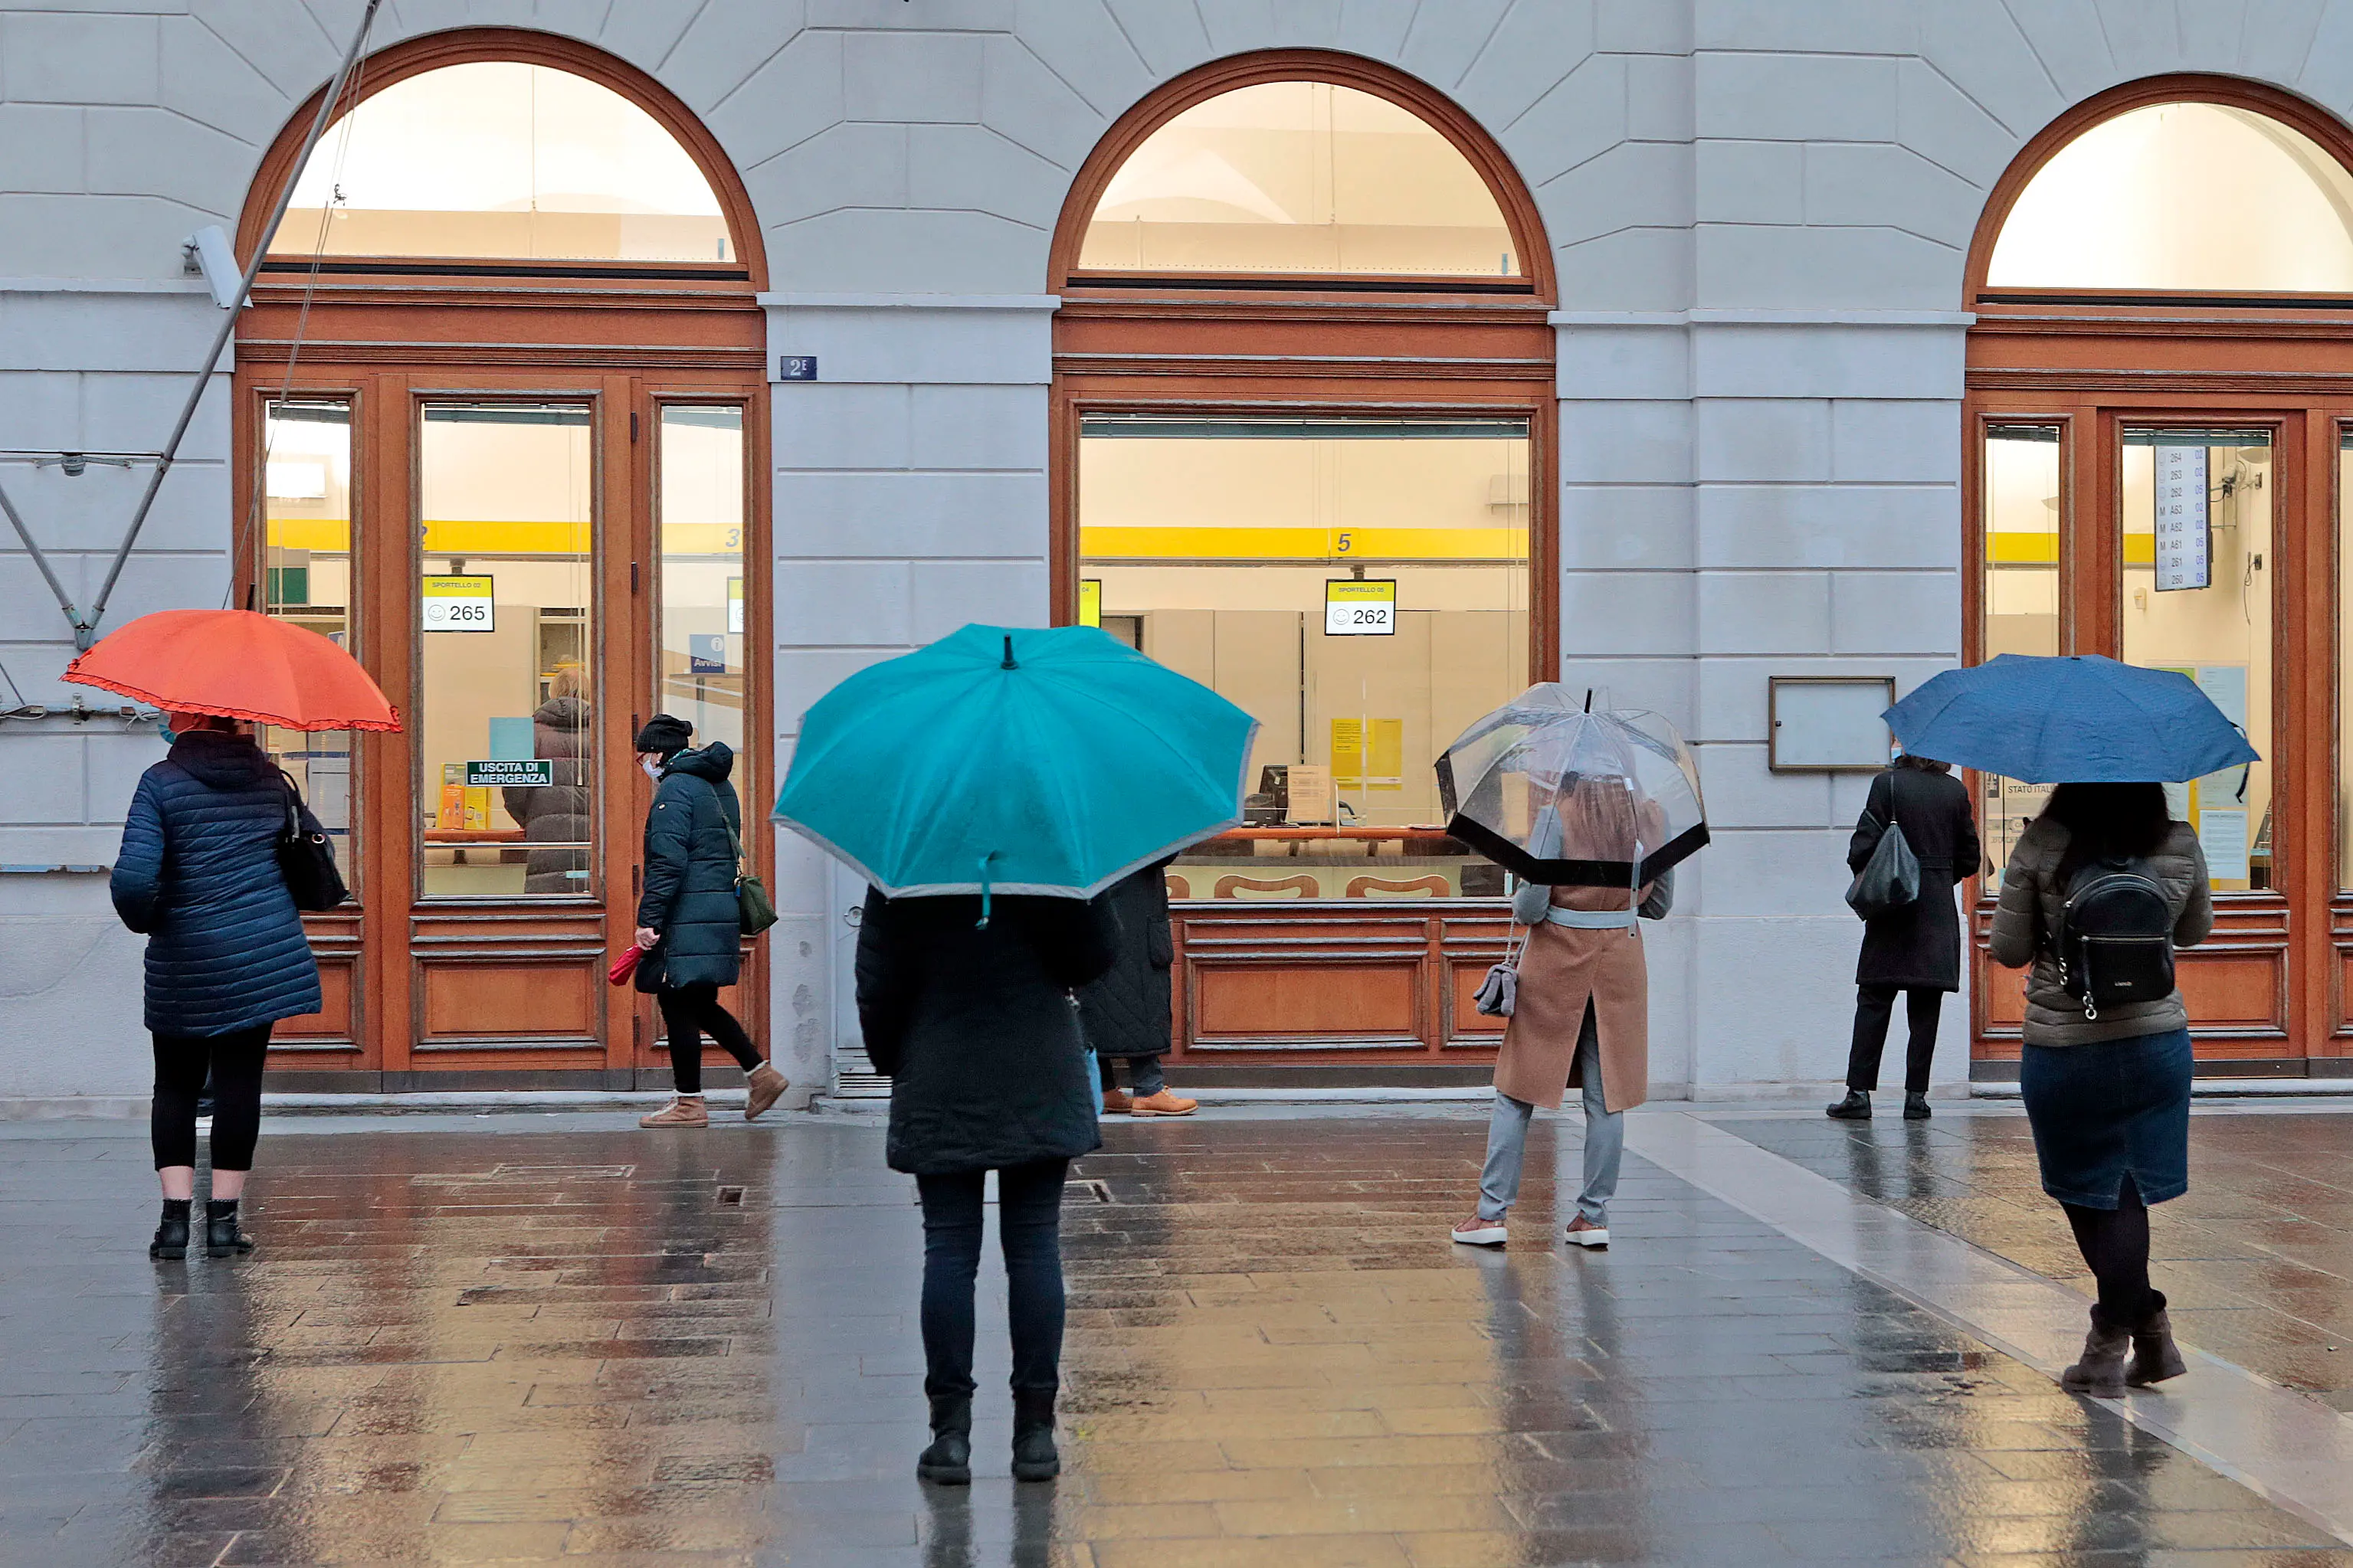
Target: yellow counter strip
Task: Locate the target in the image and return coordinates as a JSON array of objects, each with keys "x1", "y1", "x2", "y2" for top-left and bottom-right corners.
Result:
[
  {"x1": 268, "y1": 519, "x2": 739, "y2": 555},
  {"x1": 1986, "y1": 533, "x2": 2158, "y2": 566},
  {"x1": 1081, "y1": 525, "x2": 1526, "y2": 561}
]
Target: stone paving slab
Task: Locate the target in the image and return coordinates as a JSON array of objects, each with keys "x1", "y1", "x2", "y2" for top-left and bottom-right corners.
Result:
[{"x1": 0, "y1": 1112, "x2": 2347, "y2": 1566}]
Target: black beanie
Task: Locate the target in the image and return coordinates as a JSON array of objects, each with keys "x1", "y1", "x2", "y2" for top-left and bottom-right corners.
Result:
[{"x1": 634, "y1": 714, "x2": 693, "y2": 756}]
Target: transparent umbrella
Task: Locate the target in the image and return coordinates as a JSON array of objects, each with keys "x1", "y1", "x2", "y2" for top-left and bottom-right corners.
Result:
[{"x1": 1436, "y1": 686, "x2": 1709, "y2": 887}]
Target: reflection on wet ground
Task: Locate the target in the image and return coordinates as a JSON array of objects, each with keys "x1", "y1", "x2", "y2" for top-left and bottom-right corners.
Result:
[
  {"x1": 0, "y1": 1112, "x2": 2344, "y2": 1565},
  {"x1": 1721, "y1": 1108, "x2": 2353, "y2": 1413}
]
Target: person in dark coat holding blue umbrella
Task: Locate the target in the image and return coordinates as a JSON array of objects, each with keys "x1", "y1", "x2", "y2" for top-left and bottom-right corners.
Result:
[
  {"x1": 111, "y1": 714, "x2": 324, "y2": 1260},
  {"x1": 631, "y1": 715, "x2": 788, "y2": 1129}
]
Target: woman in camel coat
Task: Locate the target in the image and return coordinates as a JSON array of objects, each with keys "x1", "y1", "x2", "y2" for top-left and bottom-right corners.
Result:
[{"x1": 1454, "y1": 783, "x2": 1668, "y2": 1252}]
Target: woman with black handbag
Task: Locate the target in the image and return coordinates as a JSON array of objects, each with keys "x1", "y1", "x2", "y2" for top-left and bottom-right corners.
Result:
[
  {"x1": 1828, "y1": 752, "x2": 1980, "y2": 1121},
  {"x1": 630, "y1": 715, "x2": 788, "y2": 1128},
  {"x1": 110, "y1": 713, "x2": 331, "y2": 1259}
]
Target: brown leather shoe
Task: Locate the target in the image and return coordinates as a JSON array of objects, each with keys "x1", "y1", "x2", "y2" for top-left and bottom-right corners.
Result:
[
  {"x1": 745, "y1": 1062, "x2": 789, "y2": 1121},
  {"x1": 639, "y1": 1095, "x2": 709, "y2": 1128},
  {"x1": 1129, "y1": 1089, "x2": 1198, "y2": 1117},
  {"x1": 1099, "y1": 1087, "x2": 1132, "y2": 1115}
]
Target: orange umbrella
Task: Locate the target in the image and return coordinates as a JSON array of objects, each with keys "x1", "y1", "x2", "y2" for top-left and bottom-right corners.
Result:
[{"x1": 64, "y1": 609, "x2": 400, "y2": 732}]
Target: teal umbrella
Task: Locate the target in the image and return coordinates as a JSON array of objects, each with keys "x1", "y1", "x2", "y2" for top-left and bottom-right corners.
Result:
[{"x1": 774, "y1": 624, "x2": 1259, "y2": 908}]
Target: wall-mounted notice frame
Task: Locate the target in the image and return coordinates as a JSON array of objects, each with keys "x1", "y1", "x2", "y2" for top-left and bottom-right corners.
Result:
[
  {"x1": 1768, "y1": 676, "x2": 1896, "y2": 772},
  {"x1": 2153, "y1": 444, "x2": 2211, "y2": 592}
]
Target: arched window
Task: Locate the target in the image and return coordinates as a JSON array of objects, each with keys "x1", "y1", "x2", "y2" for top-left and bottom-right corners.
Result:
[
  {"x1": 1986, "y1": 100, "x2": 2353, "y2": 292},
  {"x1": 269, "y1": 61, "x2": 733, "y2": 264}
]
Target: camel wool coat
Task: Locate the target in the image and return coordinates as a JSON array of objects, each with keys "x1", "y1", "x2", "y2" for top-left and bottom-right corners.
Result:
[{"x1": 1493, "y1": 876, "x2": 1667, "y2": 1114}]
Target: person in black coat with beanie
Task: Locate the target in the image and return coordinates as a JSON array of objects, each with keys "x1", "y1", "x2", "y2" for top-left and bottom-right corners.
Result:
[
  {"x1": 111, "y1": 714, "x2": 326, "y2": 1260},
  {"x1": 1829, "y1": 752, "x2": 1981, "y2": 1121},
  {"x1": 1078, "y1": 860, "x2": 1195, "y2": 1116},
  {"x1": 855, "y1": 885, "x2": 1120, "y2": 1486},
  {"x1": 630, "y1": 715, "x2": 788, "y2": 1128}
]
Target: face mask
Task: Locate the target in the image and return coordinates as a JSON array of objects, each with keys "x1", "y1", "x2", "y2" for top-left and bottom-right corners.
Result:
[{"x1": 641, "y1": 755, "x2": 664, "y2": 781}]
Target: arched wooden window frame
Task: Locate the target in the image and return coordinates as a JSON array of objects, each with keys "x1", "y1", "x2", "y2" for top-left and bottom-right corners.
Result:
[
  {"x1": 1049, "y1": 52, "x2": 1558, "y2": 1068},
  {"x1": 1961, "y1": 74, "x2": 2353, "y2": 1082},
  {"x1": 1050, "y1": 49, "x2": 1554, "y2": 297},
  {"x1": 235, "y1": 26, "x2": 768, "y2": 288},
  {"x1": 1965, "y1": 74, "x2": 2353, "y2": 307},
  {"x1": 227, "y1": 28, "x2": 772, "y2": 1088}
]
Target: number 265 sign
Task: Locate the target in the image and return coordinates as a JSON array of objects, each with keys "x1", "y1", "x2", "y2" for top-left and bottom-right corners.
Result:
[
  {"x1": 422, "y1": 575, "x2": 495, "y2": 632},
  {"x1": 1325, "y1": 579, "x2": 1397, "y2": 636}
]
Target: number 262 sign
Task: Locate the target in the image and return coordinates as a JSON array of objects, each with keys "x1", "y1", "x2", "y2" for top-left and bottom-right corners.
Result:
[
  {"x1": 422, "y1": 575, "x2": 495, "y2": 632},
  {"x1": 1325, "y1": 579, "x2": 1397, "y2": 636}
]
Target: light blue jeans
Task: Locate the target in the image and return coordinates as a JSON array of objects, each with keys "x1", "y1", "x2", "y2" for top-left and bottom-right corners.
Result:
[{"x1": 1476, "y1": 1010, "x2": 1624, "y2": 1226}]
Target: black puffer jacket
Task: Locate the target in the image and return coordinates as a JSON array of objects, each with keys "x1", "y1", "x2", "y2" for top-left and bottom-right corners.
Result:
[
  {"x1": 1077, "y1": 861, "x2": 1174, "y2": 1061},
  {"x1": 855, "y1": 889, "x2": 1121, "y2": 1175},
  {"x1": 634, "y1": 743, "x2": 742, "y2": 993},
  {"x1": 111, "y1": 730, "x2": 323, "y2": 1036}
]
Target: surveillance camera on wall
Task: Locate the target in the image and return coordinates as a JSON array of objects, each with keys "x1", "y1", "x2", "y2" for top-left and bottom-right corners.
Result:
[{"x1": 182, "y1": 226, "x2": 243, "y2": 311}]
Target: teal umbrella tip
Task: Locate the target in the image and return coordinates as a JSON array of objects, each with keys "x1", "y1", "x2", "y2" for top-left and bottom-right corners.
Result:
[{"x1": 1001, "y1": 633, "x2": 1016, "y2": 670}]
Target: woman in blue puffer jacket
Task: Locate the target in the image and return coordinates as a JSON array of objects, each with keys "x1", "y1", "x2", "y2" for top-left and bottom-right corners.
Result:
[{"x1": 111, "y1": 715, "x2": 323, "y2": 1260}]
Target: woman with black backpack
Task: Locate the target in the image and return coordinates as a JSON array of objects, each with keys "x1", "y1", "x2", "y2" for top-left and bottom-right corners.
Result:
[{"x1": 1988, "y1": 782, "x2": 2211, "y2": 1395}]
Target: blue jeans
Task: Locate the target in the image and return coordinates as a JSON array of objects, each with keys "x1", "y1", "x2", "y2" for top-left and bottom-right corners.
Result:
[
  {"x1": 915, "y1": 1158, "x2": 1069, "y2": 1399},
  {"x1": 1476, "y1": 1007, "x2": 1623, "y2": 1226}
]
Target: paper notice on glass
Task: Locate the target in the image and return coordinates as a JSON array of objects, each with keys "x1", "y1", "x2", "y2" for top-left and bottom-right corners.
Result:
[
  {"x1": 2153, "y1": 445, "x2": 2210, "y2": 591},
  {"x1": 2194, "y1": 663, "x2": 2247, "y2": 728},
  {"x1": 2197, "y1": 807, "x2": 2250, "y2": 883}
]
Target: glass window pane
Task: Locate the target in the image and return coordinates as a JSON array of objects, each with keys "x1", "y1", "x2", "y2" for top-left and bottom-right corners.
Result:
[
  {"x1": 1078, "y1": 81, "x2": 1518, "y2": 278},
  {"x1": 1080, "y1": 415, "x2": 1530, "y2": 901},
  {"x1": 274, "y1": 63, "x2": 732, "y2": 264},
  {"x1": 657, "y1": 406, "x2": 746, "y2": 759},
  {"x1": 2120, "y1": 427, "x2": 2273, "y2": 894},
  {"x1": 1988, "y1": 103, "x2": 2353, "y2": 291},
  {"x1": 1979, "y1": 424, "x2": 2061, "y2": 889},
  {"x1": 261, "y1": 398, "x2": 355, "y2": 883},
  {"x1": 418, "y1": 403, "x2": 596, "y2": 899}
]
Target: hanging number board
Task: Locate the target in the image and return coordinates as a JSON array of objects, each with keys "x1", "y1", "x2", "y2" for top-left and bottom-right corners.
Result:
[
  {"x1": 1325, "y1": 579, "x2": 1397, "y2": 636},
  {"x1": 2153, "y1": 445, "x2": 2210, "y2": 592},
  {"x1": 421, "y1": 575, "x2": 495, "y2": 632}
]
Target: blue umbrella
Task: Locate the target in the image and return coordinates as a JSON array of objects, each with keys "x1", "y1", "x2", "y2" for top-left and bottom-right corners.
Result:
[
  {"x1": 774, "y1": 624, "x2": 1259, "y2": 909},
  {"x1": 1885, "y1": 654, "x2": 2258, "y2": 783}
]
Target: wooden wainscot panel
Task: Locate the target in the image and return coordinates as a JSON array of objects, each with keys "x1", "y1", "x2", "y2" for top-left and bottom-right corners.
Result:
[
  {"x1": 421, "y1": 962, "x2": 598, "y2": 1043},
  {"x1": 1189, "y1": 960, "x2": 1421, "y2": 1047},
  {"x1": 2176, "y1": 948, "x2": 2289, "y2": 1043},
  {"x1": 1449, "y1": 960, "x2": 1508, "y2": 1039},
  {"x1": 271, "y1": 957, "x2": 358, "y2": 1050}
]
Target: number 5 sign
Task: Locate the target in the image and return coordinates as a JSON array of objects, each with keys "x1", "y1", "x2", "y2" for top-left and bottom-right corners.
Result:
[
  {"x1": 1325, "y1": 578, "x2": 1397, "y2": 636},
  {"x1": 422, "y1": 574, "x2": 496, "y2": 632}
]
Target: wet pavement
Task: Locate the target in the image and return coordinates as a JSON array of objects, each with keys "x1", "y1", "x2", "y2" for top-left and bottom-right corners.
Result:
[
  {"x1": 1, "y1": 1108, "x2": 2348, "y2": 1566},
  {"x1": 1721, "y1": 1107, "x2": 2353, "y2": 1413}
]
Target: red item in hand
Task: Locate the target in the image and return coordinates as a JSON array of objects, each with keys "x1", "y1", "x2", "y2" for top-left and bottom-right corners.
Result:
[{"x1": 607, "y1": 944, "x2": 642, "y2": 987}]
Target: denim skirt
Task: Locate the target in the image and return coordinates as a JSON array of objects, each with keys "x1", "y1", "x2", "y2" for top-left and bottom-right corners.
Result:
[{"x1": 2019, "y1": 1026, "x2": 2192, "y2": 1209}]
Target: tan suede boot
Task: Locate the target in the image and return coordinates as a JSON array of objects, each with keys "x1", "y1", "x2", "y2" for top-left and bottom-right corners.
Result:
[
  {"x1": 2060, "y1": 1307, "x2": 2132, "y2": 1395},
  {"x1": 639, "y1": 1095, "x2": 710, "y2": 1128},
  {"x1": 745, "y1": 1062, "x2": 790, "y2": 1121},
  {"x1": 1129, "y1": 1089, "x2": 1198, "y2": 1117}
]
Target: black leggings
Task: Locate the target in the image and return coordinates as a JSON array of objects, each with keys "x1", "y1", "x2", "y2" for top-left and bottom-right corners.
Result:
[
  {"x1": 915, "y1": 1159, "x2": 1069, "y2": 1399},
  {"x1": 1846, "y1": 986, "x2": 1943, "y2": 1094},
  {"x1": 2063, "y1": 1177, "x2": 2157, "y2": 1327},
  {"x1": 659, "y1": 984, "x2": 761, "y2": 1095},
  {"x1": 152, "y1": 1026, "x2": 270, "y2": 1172}
]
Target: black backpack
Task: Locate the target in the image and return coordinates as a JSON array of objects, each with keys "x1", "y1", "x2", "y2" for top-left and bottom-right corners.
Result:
[{"x1": 2052, "y1": 857, "x2": 2174, "y2": 1020}]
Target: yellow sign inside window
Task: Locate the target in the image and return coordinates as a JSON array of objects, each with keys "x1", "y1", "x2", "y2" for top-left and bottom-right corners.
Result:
[
  {"x1": 1332, "y1": 718, "x2": 1404, "y2": 792},
  {"x1": 1079, "y1": 579, "x2": 1102, "y2": 628}
]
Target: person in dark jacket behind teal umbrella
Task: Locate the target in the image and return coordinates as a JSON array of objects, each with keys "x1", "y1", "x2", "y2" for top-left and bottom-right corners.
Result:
[
  {"x1": 630, "y1": 715, "x2": 788, "y2": 1128},
  {"x1": 111, "y1": 715, "x2": 324, "y2": 1262}
]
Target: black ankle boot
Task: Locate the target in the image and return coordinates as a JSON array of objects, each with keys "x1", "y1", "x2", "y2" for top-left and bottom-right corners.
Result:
[
  {"x1": 1903, "y1": 1092, "x2": 1932, "y2": 1121},
  {"x1": 1825, "y1": 1091, "x2": 1871, "y2": 1120},
  {"x1": 916, "y1": 1393, "x2": 972, "y2": 1485},
  {"x1": 150, "y1": 1199, "x2": 191, "y2": 1261},
  {"x1": 205, "y1": 1199, "x2": 253, "y2": 1259},
  {"x1": 1011, "y1": 1386, "x2": 1059, "y2": 1481}
]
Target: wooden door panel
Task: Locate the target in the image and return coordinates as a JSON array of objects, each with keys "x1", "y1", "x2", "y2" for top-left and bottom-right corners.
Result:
[
  {"x1": 1190, "y1": 959, "x2": 1421, "y2": 1046},
  {"x1": 419, "y1": 961, "x2": 599, "y2": 1043}
]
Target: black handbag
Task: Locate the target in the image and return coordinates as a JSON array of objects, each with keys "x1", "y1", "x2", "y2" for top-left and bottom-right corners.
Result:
[
  {"x1": 1845, "y1": 768, "x2": 1921, "y2": 921},
  {"x1": 275, "y1": 771, "x2": 349, "y2": 912}
]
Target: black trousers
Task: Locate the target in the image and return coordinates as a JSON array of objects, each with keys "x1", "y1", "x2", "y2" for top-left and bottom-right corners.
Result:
[
  {"x1": 658, "y1": 984, "x2": 761, "y2": 1095},
  {"x1": 152, "y1": 1026, "x2": 270, "y2": 1171},
  {"x1": 1846, "y1": 985, "x2": 1942, "y2": 1094},
  {"x1": 915, "y1": 1159, "x2": 1069, "y2": 1399},
  {"x1": 2062, "y1": 1177, "x2": 2158, "y2": 1327}
]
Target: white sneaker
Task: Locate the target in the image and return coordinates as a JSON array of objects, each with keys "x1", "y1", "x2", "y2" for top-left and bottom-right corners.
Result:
[
  {"x1": 1450, "y1": 1216, "x2": 1508, "y2": 1247},
  {"x1": 1565, "y1": 1219, "x2": 1610, "y2": 1249}
]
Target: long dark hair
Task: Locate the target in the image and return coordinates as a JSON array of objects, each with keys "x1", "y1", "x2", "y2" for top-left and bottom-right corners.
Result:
[{"x1": 2043, "y1": 782, "x2": 2173, "y2": 884}]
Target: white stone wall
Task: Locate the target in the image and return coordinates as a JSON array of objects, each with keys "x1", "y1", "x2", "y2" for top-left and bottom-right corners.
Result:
[{"x1": 6, "y1": 0, "x2": 2351, "y2": 1098}]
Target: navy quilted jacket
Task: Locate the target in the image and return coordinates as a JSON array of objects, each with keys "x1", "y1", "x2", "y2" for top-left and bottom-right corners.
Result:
[
  {"x1": 110, "y1": 731, "x2": 323, "y2": 1036},
  {"x1": 633, "y1": 742, "x2": 743, "y2": 993}
]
